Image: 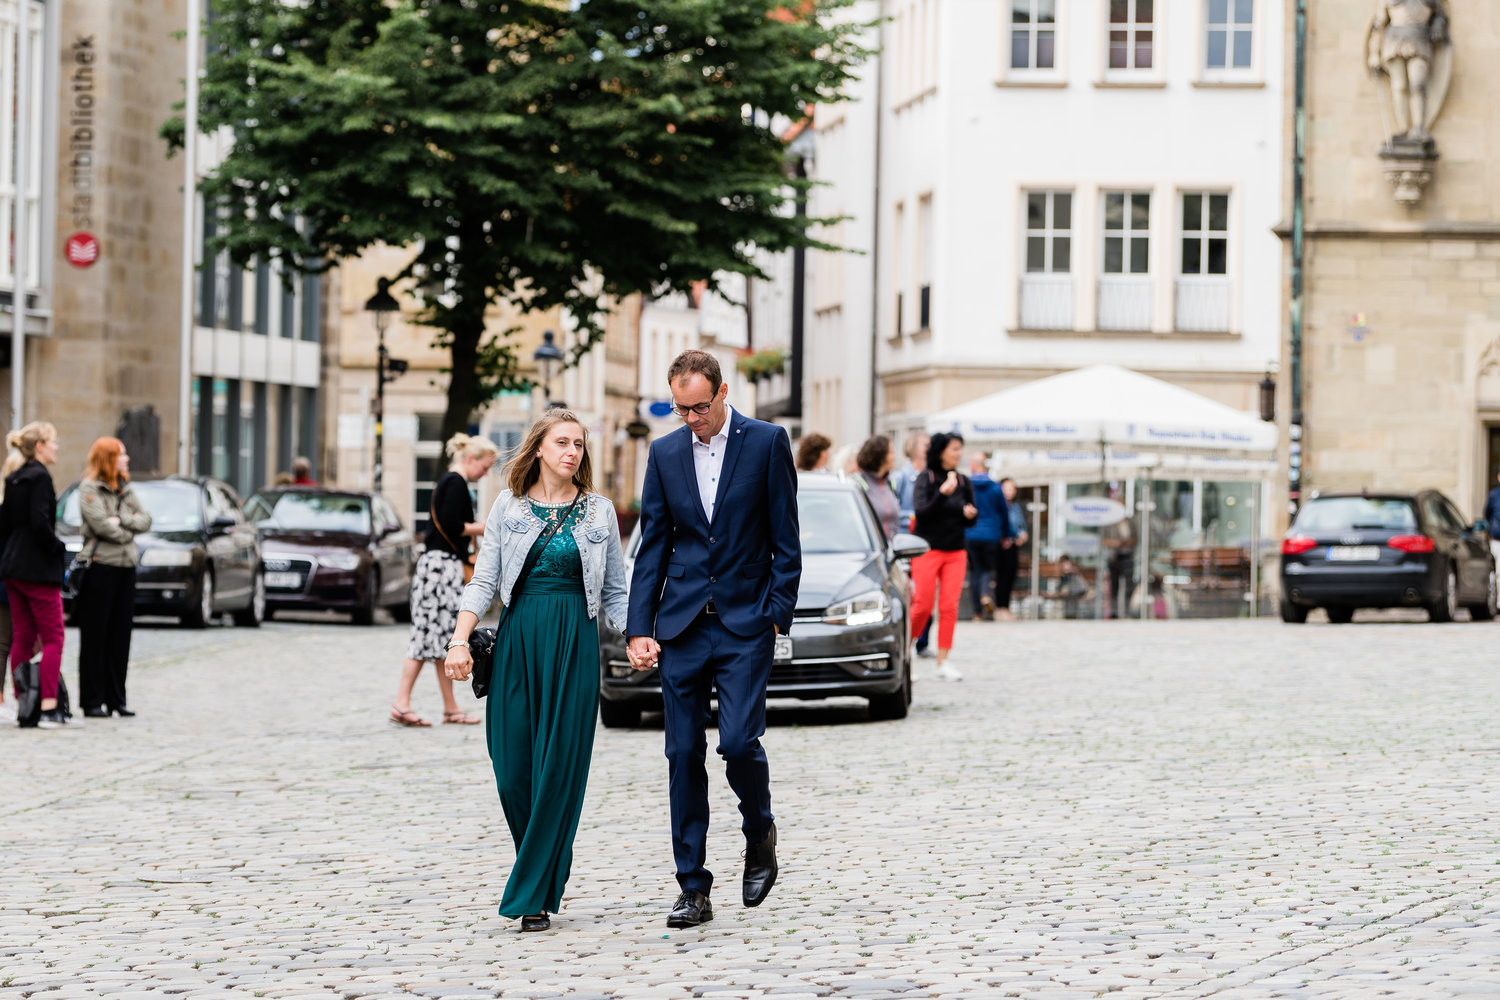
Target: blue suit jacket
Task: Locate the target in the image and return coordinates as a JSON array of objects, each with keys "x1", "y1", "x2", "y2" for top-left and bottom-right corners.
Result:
[{"x1": 627, "y1": 408, "x2": 802, "y2": 642}]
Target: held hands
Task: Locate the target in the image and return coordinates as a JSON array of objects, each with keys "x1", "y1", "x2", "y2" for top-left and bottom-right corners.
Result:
[
  {"x1": 445, "y1": 644, "x2": 474, "y2": 681},
  {"x1": 938, "y1": 471, "x2": 958, "y2": 496},
  {"x1": 627, "y1": 635, "x2": 661, "y2": 671}
]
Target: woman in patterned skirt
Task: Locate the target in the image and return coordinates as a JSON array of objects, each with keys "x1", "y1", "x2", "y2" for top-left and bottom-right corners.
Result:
[
  {"x1": 389, "y1": 432, "x2": 498, "y2": 726},
  {"x1": 445, "y1": 409, "x2": 629, "y2": 931}
]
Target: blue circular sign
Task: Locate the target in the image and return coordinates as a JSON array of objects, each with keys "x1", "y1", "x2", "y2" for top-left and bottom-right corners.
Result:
[{"x1": 647, "y1": 400, "x2": 674, "y2": 418}]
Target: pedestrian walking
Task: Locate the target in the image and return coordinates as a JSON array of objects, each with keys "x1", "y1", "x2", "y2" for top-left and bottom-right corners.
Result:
[
  {"x1": 890, "y1": 433, "x2": 932, "y2": 654},
  {"x1": 794, "y1": 433, "x2": 832, "y2": 472},
  {"x1": 625, "y1": 349, "x2": 802, "y2": 928},
  {"x1": 0, "y1": 423, "x2": 70, "y2": 728},
  {"x1": 853, "y1": 435, "x2": 901, "y2": 542},
  {"x1": 830, "y1": 443, "x2": 860, "y2": 477},
  {"x1": 994, "y1": 477, "x2": 1029, "y2": 620},
  {"x1": 75, "y1": 437, "x2": 152, "y2": 718},
  {"x1": 0, "y1": 451, "x2": 20, "y2": 724},
  {"x1": 1102, "y1": 484, "x2": 1137, "y2": 618},
  {"x1": 389, "y1": 432, "x2": 498, "y2": 727},
  {"x1": 964, "y1": 453, "x2": 1006, "y2": 621},
  {"x1": 291, "y1": 456, "x2": 316, "y2": 486},
  {"x1": 910, "y1": 432, "x2": 977, "y2": 681},
  {"x1": 445, "y1": 408, "x2": 629, "y2": 932},
  {"x1": 1483, "y1": 470, "x2": 1500, "y2": 563}
]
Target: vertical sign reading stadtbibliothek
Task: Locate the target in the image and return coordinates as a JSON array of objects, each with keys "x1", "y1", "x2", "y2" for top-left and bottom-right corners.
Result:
[{"x1": 63, "y1": 35, "x2": 99, "y2": 267}]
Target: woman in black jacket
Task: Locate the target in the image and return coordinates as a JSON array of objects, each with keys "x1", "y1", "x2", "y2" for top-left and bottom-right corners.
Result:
[
  {"x1": 910, "y1": 431, "x2": 978, "y2": 681},
  {"x1": 0, "y1": 422, "x2": 69, "y2": 728}
]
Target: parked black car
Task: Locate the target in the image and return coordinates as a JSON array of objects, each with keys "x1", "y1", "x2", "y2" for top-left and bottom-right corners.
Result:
[
  {"x1": 243, "y1": 488, "x2": 416, "y2": 625},
  {"x1": 57, "y1": 476, "x2": 265, "y2": 628},
  {"x1": 598, "y1": 472, "x2": 929, "y2": 727},
  {"x1": 1279, "y1": 490, "x2": 1497, "y2": 623}
]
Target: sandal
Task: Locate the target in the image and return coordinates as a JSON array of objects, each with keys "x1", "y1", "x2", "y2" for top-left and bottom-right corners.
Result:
[
  {"x1": 443, "y1": 711, "x2": 481, "y2": 725},
  {"x1": 390, "y1": 705, "x2": 431, "y2": 727}
]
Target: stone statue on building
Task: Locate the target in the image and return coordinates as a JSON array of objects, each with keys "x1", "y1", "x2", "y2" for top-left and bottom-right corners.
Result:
[{"x1": 1367, "y1": 0, "x2": 1451, "y2": 148}]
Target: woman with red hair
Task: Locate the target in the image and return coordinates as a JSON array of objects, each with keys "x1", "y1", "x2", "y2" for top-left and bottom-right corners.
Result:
[{"x1": 76, "y1": 437, "x2": 152, "y2": 717}]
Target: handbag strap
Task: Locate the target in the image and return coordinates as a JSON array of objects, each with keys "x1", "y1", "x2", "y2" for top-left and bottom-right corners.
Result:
[
  {"x1": 506, "y1": 489, "x2": 583, "y2": 609},
  {"x1": 429, "y1": 477, "x2": 470, "y2": 559}
]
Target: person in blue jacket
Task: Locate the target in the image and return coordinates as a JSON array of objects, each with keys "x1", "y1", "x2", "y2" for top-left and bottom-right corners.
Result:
[{"x1": 964, "y1": 453, "x2": 1010, "y2": 620}]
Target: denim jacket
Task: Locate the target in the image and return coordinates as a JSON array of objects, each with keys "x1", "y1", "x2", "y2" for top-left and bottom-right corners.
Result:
[{"x1": 458, "y1": 489, "x2": 629, "y2": 632}]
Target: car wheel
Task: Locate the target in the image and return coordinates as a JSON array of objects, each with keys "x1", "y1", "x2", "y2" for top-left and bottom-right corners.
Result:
[
  {"x1": 1325, "y1": 606, "x2": 1354, "y2": 624},
  {"x1": 1469, "y1": 568, "x2": 1497, "y2": 621},
  {"x1": 182, "y1": 568, "x2": 214, "y2": 628},
  {"x1": 599, "y1": 698, "x2": 641, "y2": 729},
  {"x1": 233, "y1": 570, "x2": 265, "y2": 628},
  {"x1": 1279, "y1": 599, "x2": 1308, "y2": 624},
  {"x1": 1429, "y1": 565, "x2": 1458, "y2": 623},
  {"x1": 868, "y1": 667, "x2": 912, "y2": 721},
  {"x1": 352, "y1": 570, "x2": 378, "y2": 626}
]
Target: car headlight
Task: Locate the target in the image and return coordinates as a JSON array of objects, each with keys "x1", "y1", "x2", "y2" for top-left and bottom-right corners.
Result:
[
  {"x1": 822, "y1": 590, "x2": 890, "y2": 627},
  {"x1": 316, "y1": 552, "x2": 362, "y2": 571},
  {"x1": 140, "y1": 548, "x2": 194, "y2": 568}
]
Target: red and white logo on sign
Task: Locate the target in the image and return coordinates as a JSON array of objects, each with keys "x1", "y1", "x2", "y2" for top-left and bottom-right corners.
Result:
[{"x1": 65, "y1": 232, "x2": 100, "y2": 268}]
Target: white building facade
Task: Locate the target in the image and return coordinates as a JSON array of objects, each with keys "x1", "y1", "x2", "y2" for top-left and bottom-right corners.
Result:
[{"x1": 810, "y1": 0, "x2": 1284, "y2": 444}]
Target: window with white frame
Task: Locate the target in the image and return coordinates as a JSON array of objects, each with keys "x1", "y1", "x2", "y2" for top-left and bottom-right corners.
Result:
[
  {"x1": 917, "y1": 194, "x2": 933, "y2": 330},
  {"x1": 892, "y1": 200, "x2": 907, "y2": 336},
  {"x1": 1107, "y1": 0, "x2": 1155, "y2": 71},
  {"x1": 1098, "y1": 191, "x2": 1151, "y2": 331},
  {"x1": 1103, "y1": 192, "x2": 1150, "y2": 274},
  {"x1": 1, "y1": 0, "x2": 46, "y2": 296},
  {"x1": 1020, "y1": 191, "x2": 1073, "y2": 330},
  {"x1": 1206, "y1": 0, "x2": 1252, "y2": 71},
  {"x1": 1176, "y1": 191, "x2": 1231, "y2": 332},
  {"x1": 1010, "y1": 0, "x2": 1057, "y2": 70}
]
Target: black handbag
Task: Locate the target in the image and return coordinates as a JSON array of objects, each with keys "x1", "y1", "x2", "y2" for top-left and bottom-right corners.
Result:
[
  {"x1": 469, "y1": 491, "x2": 583, "y2": 699},
  {"x1": 13, "y1": 660, "x2": 71, "y2": 727}
]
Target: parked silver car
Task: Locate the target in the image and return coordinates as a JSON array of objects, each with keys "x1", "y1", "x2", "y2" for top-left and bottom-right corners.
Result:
[{"x1": 598, "y1": 472, "x2": 929, "y2": 727}]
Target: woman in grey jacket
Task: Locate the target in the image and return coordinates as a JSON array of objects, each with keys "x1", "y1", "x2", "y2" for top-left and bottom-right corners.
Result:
[
  {"x1": 444, "y1": 408, "x2": 629, "y2": 932},
  {"x1": 76, "y1": 437, "x2": 152, "y2": 717}
]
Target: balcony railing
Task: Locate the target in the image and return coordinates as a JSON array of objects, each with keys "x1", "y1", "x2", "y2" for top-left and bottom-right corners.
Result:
[
  {"x1": 1018, "y1": 274, "x2": 1074, "y2": 330},
  {"x1": 1097, "y1": 274, "x2": 1152, "y2": 331},
  {"x1": 1174, "y1": 276, "x2": 1232, "y2": 333}
]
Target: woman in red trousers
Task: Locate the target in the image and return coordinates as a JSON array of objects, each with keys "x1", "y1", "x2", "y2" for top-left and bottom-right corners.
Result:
[{"x1": 910, "y1": 432, "x2": 977, "y2": 681}]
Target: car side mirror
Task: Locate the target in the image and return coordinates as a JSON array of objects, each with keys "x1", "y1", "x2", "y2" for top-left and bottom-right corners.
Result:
[
  {"x1": 210, "y1": 514, "x2": 237, "y2": 532},
  {"x1": 1474, "y1": 520, "x2": 1489, "y2": 537},
  {"x1": 890, "y1": 532, "x2": 930, "y2": 561}
]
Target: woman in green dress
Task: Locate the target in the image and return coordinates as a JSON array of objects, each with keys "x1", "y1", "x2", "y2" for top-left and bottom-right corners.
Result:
[{"x1": 445, "y1": 409, "x2": 629, "y2": 931}]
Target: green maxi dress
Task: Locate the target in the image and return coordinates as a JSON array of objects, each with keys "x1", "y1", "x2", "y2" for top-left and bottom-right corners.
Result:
[{"x1": 486, "y1": 498, "x2": 600, "y2": 918}]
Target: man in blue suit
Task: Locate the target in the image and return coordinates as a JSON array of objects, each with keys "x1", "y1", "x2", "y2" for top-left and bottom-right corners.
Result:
[{"x1": 627, "y1": 349, "x2": 802, "y2": 928}]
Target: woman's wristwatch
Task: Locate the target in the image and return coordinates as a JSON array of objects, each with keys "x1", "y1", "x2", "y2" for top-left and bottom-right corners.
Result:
[{"x1": 446, "y1": 639, "x2": 469, "y2": 650}]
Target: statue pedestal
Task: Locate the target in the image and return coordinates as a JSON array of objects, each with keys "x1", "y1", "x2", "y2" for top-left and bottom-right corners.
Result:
[{"x1": 1379, "y1": 139, "x2": 1438, "y2": 207}]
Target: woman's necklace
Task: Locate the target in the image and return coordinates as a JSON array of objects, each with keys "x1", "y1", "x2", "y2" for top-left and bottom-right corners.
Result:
[{"x1": 529, "y1": 481, "x2": 577, "y2": 527}]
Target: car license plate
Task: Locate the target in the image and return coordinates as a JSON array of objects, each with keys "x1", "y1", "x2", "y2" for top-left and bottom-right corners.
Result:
[
  {"x1": 774, "y1": 635, "x2": 793, "y2": 662},
  {"x1": 265, "y1": 571, "x2": 302, "y2": 589},
  {"x1": 1327, "y1": 546, "x2": 1380, "y2": 562}
]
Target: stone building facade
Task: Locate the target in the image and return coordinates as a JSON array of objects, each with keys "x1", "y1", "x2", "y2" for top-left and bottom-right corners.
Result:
[{"x1": 1284, "y1": 0, "x2": 1500, "y2": 518}]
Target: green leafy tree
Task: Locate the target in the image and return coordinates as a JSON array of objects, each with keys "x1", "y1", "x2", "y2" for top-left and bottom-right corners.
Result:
[{"x1": 164, "y1": 0, "x2": 866, "y2": 439}]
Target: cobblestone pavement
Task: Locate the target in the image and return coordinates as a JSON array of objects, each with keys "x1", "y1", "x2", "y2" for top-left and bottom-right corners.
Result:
[{"x1": 2, "y1": 616, "x2": 1498, "y2": 998}]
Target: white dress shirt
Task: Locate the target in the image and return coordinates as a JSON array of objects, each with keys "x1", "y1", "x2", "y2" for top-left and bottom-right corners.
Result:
[{"x1": 691, "y1": 404, "x2": 734, "y2": 522}]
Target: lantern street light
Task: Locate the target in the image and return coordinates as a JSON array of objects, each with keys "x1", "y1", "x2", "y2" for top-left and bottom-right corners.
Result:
[
  {"x1": 533, "y1": 329, "x2": 566, "y2": 409},
  {"x1": 1259, "y1": 371, "x2": 1277, "y2": 423},
  {"x1": 364, "y1": 277, "x2": 400, "y2": 493}
]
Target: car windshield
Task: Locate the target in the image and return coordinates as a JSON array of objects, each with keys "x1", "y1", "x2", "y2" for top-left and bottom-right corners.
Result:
[
  {"x1": 1295, "y1": 497, "x2": 1417, "y2": 534},
  {"x1": 247, "y1": 492, "x2": 371, "y2": 534},
  {"x1": 799, "y1": 489, "x2": 879, "y2": 554},
  {"x1": 58, "y1": 482, "x2": 203, "y2": 532}
]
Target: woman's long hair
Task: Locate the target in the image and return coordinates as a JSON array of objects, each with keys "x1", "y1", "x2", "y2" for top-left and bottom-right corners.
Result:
[
  {"x1": 85, "y1": 437, "x2": 127, "y2": 490},
  {"x1": 504, "y1": 409, "x2": 595, "y2": 498},
  {"x1": 925, "y1": 431, "x2": 963, "y2": 473}
]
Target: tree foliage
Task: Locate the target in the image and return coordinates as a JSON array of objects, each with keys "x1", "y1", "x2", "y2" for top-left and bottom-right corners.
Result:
[{"x1": 164, "y1": 0, "x2": 867, "y2": 439}]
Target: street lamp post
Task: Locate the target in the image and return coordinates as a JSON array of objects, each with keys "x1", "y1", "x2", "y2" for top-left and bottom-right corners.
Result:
[
  {"x1": 533, "y1": 329, "x2": 566, "y2": 409},
  {"x1": 364, "y1": 277, "x2": 399, "y2": 493}
]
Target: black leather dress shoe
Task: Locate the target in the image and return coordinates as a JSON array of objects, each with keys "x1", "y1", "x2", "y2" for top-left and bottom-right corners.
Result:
[
  {"x1": 83, "y1": 707, "x2": 110, "y2": 718},
  {"x1": 519, "y1": 913, "x2": 550, "y2": 932},
  {"x1": 666, "y1": 889, "x2": 713, "y2": 928},
  {"x1": 114, "y1": 707, "x2": 136, "y2": 717},
  {"x1": 742, "y1": 823, "x2": 778, "y2": 907}
]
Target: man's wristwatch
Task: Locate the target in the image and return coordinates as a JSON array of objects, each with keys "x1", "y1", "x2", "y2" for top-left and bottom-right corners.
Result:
[{"x1": 446, "y1": 639, "x2": 469, "y2": 650}]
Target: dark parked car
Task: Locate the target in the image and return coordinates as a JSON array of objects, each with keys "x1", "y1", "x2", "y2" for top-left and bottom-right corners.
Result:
[
  {"x1": 57, "y1": 476, "x2": 264, "y2": 628},
  {"x1": 244, "y1": 488, "x2": 415, "y2": 625},
  {"x1": 1279, "y1": 490, "x2": 1497, "y2": 623},
  {"x1": 597, "y1": 472, "x2": 929, "y2": 727}
]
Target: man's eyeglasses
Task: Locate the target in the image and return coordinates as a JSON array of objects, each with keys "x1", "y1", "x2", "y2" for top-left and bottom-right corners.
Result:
[{"x1": 669, "y1": 401, "x2": 715, "y2": 417}]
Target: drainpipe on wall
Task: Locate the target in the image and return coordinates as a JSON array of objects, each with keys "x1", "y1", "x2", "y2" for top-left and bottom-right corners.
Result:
[
  {"x1": 867, "y1": 0, "x2": 886, "y2": 437},
  {"x1": 1288, "y1": 0, "x2": 1307, "y2": 514},
  {"x1": 9, "y1": 0, "x2": 32, "y2": 428},
  {"x1": 178, "y1": 0, "x2": 201, "y2": 475},
  {"x1": 789, "y1": 153, "x2": 806, "y2": 422}
]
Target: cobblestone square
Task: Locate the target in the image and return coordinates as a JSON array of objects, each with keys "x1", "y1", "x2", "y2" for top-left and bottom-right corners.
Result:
[{"x1": 2, "y1": 617, "x2": 1497, "y2": 998}]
